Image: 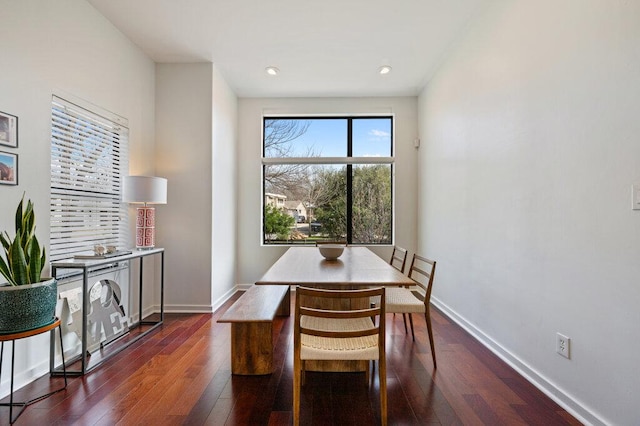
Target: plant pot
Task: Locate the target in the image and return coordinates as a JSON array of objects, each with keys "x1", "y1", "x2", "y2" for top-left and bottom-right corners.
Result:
[{"x1": 0, "y1": 278, "x2": 57, "y2": 334}]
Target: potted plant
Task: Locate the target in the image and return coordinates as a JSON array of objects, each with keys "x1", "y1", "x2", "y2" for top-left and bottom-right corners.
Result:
[{"x1": 0, "y1": 195, "x2": 57, "y2": 333}]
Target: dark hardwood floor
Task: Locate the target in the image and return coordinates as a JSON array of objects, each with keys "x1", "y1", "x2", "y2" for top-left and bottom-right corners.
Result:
[{"x1": 0, "y1": 292, "x2": 582, "y2": 425}]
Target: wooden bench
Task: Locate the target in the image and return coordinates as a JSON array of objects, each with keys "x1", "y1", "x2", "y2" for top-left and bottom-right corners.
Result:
[{"x1": 217, "y1": 285, "x2": 290, "y2": 375}]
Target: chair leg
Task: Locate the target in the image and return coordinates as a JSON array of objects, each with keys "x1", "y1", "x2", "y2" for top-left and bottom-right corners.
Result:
[
  {"x1": 379, "y1": 358, "x2": 387, "y2": 426},
  {"x1": 293, "y1": 357, "x2": 301, "y2": 426},
  {"x1": 408, "y1": 314, "x2": 416, "y2": 341},
  {"x1": 402, "y1": 313, "x2": 408, "y2": 334},
  {"x1": 425, "y1": 313, "x2": 437, "y2": 368}
]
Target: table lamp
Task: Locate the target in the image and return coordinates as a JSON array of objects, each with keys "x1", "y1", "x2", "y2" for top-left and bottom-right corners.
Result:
[{"x1": 122, "y1": 176, "x2": 167, "y2": 249}]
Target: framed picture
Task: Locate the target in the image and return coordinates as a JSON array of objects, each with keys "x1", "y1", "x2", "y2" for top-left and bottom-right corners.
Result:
[
  {"x1": 0, "y1": 111, "x2": 18, "y2": 148},
  {"x1": 0, "y1": 151, "x2": 17, "y2": 185}
]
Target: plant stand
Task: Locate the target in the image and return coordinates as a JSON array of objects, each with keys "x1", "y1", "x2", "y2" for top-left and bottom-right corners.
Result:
[{"x1": 0, "y1": 318, "x2": 67, "y2": 424}]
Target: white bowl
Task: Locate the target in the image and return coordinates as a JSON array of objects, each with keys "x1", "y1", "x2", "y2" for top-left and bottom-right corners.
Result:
[{"x1": 318, "y1": 245, "x2": 345, "y2": 260}]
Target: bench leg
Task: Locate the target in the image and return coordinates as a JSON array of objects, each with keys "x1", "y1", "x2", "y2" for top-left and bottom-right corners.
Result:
[
  {"x1": 230, "y1": 322, "x2": 273, "y2": 375},
  {"x1": 276, "y1": 287, "x2": 291, "y2": 317}
]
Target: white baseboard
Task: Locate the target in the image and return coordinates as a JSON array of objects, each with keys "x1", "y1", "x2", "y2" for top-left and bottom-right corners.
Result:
[
  {"x1": 135, "y1": 284, "x2": 259, "y2": 317},
  {"x1": 0, "y1": 359, "x2": 51, "y2": 400},
  {"x1": 431, "y1": 297, "x2": 605, "y2": 426}
]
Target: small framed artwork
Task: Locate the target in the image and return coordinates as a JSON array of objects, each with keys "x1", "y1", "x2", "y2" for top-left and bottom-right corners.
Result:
[
  {"x1": 0, "y1": 151, "x2": 18, "y2": 185},
  {"x1": 0, "y1": 111, "x2": 18, "y2": 148}
]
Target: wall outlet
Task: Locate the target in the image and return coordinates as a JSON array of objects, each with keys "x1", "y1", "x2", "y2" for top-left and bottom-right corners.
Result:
[
  {"x1": 633, "y1": 184, "x2": 640, "y2": 210},
  {"x1": 556, "y1": 333, "x2": 571, "y2": 359}
]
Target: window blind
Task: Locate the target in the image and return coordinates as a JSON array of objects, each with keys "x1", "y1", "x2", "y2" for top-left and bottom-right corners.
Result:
[{"x1": 50, "y1": 96, "x2": 129, "y2": 261}]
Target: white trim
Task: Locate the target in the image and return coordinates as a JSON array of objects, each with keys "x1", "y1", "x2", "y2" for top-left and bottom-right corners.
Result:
[
  {"x1": 431, "y1": 296, "x2": 606, "y2": 426},
  {"x1": 262, "y1": 156, "x2": 394, "y2": 165}
]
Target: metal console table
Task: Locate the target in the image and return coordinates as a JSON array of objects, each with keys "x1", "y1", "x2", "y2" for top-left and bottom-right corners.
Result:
[{"x1": 50, "y1": 248, "x2": 164, "y2": 375}]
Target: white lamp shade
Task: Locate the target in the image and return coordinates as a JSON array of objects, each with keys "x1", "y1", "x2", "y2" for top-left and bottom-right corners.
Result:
[{"x1": 122, "y1": 176, "x2": 167, "y2": 204}]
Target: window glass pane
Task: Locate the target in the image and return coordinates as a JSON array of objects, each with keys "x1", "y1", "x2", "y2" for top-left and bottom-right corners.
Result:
[
  {"x1": 351, "y1": 164, "x2": 392, "y2": 244},
  {"x1": 264, "y1": 118, "x2": 347, "y2": 158},
  {"x1": 352, "y1": 118, "x2": 392, "y2": 157},
  {"x1": 264, "y1": 164, "x2": 346, "y2": 244}
]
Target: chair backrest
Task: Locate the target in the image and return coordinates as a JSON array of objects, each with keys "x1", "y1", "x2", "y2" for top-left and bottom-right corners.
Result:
[
  {"x1": 407, "y1": 254, "x2": 436, "y2": 307},
  {"x1": 389, "y1": 246, "x2": 408, "y2": 273},
  {"x1": 294, "y1": 286, "x2": 385, "y2": 356}
]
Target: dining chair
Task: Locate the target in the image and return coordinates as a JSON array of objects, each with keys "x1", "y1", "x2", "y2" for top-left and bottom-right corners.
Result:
[
  {"x1": 293, "y1": 286, "x2": 387, "y2": 426},
  {"x1": 371, "y1": 246, "x2": 408, "y2": 318},
  {"x1": 389, "y1": 246, "x2": 408, "y2": 273},
  {"x1": 385, "y1": 254, "x2": 437, "y2": 368}
]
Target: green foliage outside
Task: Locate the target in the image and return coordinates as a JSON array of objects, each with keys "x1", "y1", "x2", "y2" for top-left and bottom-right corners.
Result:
[
  {"x1": 264, "y1": 204, "x2": 295, "y2": 241},
  {"x1": 314, "y1": 168, "x2": 347, "y2": 240},
  {"x1": 313, "y1": 165, "x2": 391, "y2": 244},
  {"x1": 352, "y1": 165, "x2": 392, "y2": 244}
]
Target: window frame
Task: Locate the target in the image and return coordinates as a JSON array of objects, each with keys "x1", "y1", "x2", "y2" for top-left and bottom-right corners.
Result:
[{"x1": 261, "y1": 115, "x2": 395, "y2": 246}]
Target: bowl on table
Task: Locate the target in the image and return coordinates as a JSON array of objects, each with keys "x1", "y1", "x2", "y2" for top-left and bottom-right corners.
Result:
[{"x1": 318, "y1": 244, "x2": 345, "y2": 260}]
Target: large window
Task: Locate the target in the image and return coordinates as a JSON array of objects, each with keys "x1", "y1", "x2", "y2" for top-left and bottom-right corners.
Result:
[
  {"x1": 262, "y1": 116, "x2": 394, "y2": 245},
  {"x1": 50, "y1": 96, "x2": 129, "y2": 261}
]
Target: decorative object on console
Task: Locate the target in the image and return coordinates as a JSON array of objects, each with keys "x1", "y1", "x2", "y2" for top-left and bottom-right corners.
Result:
[{"x1": 122, "y1": 176, "x2": 167, "y2": 249}]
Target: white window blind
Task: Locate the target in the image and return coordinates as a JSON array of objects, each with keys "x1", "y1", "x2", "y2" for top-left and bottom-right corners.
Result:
[{"x1": 50, "y1": 96, "x2": 129, "y2": 261}]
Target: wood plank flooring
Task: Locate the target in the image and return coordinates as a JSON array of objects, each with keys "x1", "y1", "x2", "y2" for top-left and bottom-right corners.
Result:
[{"x1": 0, "y1": 292, "x2": 581, "y2": 425}]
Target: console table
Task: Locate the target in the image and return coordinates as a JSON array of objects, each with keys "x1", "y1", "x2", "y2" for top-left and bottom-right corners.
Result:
[{"x1": 50, "y1": 248, "x2": 164, "y2": 375}]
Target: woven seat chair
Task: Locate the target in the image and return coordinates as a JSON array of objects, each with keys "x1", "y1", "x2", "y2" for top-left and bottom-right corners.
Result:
[
  {"x1": 385, "y1": 254, "x2": 437, "y2": 368},
  {"x1": 294, "y1": 286, "x2": 387, "y2": 426},
  {"x1": 371, "y1": 246, "x2": 407, "y2": 309}
]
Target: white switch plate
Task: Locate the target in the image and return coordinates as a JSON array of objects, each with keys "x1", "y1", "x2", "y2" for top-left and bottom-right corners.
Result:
[{"x1": 633, "y1": 185, "x2": 640, "y2": 210}]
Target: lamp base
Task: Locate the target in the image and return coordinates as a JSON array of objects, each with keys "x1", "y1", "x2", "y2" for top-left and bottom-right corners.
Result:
[{"x1": 135, "y1": 206, "x2": 155, "y2": 249}]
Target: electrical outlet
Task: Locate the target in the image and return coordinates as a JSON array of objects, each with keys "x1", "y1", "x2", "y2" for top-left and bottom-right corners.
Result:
[
  {"x1": 556, "y1": 333, "x2": 570, "y2": 359},
  {"x1": 633, "y1": 185, "x2": 640, "y2": 210}
]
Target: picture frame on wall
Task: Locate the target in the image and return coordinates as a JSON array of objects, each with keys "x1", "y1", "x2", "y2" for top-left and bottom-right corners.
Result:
[
  {"x1": 0, "y1": 151, "x2": 18, "y2": 186},
  {"x1": 0, "y1": 111, "x2": 18, "y2": 148}
]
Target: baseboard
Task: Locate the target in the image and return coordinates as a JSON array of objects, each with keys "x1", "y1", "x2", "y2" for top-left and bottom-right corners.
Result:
[
  {"x1": 132, "y1": 284, "x2": 264, "y2": 318},
  {"x1": 431, "y1": 297, "x2": 605, "y2": 426},
  {"x1": 0, "y1": 359, "x2": 51, "y2": 400}
]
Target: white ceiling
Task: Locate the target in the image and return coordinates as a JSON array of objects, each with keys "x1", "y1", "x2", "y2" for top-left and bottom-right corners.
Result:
[{"x1": 87, "y1": 0, "x2": 488, "y2": 98}]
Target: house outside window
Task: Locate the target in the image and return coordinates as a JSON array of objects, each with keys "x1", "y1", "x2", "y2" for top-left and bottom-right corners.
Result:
[{"x1": 262, "y1": 116, "x2": 394, "y2": 245}]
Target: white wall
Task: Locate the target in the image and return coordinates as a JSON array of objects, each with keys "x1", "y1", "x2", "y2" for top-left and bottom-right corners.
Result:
[
  {"x1": 0, "y1": 0, "x2": 155, "y2": 396},
  {"x1": 237, "y1": 97, "x2": 419, "y2": 285},
  {"x1": 418, "y1": 1, "x2": 640, "y2": 424},
  {"x1": 155, "y1": 63, "x2": 238, "y2": 312},
  {"x1": 211, "y1": 66, "x2": 239, "y2": 309},
  {"x1": 155, "y1": 63, "x2": 213, "y2": 312}
]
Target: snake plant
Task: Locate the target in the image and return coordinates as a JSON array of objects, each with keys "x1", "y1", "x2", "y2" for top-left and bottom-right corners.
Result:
[{"x1": 0, "y1": 195, "x2": 46, "y2": 286}]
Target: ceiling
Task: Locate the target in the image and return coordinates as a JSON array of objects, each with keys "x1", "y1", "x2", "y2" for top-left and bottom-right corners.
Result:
[{"x1": 87, "y1": 0, "x2": 488, "y2": 98}]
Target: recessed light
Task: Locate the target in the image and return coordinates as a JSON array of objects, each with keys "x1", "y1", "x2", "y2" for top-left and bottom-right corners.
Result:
[
  {"x1": 265, "y1": 66, "x2": 279, "y2": 76},
  {"x1": 378, "y1": 65, "x2": 392, "y2": 75}
]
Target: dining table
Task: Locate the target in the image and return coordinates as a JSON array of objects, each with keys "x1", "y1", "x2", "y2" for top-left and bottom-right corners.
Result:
[
  {"x1": 256, "y1": 246, "x2": 415, "y2": 372},
  {"x1": 256, "y1": 246, "x2": 415, "y2": 288}
]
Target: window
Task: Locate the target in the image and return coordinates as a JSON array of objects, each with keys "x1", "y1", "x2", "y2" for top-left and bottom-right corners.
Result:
[
  {"x1": 262, "y1": 116, "x2": 393, "y2": 245},
  {"x1": 50, "y1": 96, "x2": 129, "y2": 261}
]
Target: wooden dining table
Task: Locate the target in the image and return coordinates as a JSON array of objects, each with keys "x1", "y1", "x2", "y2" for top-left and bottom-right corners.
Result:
[
  {"x1": 256, "y1": 246, "x2": 415, "y2": 288},
  {"x1": 256, "y1": 246, "x2": 415, "y2": 372}
]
